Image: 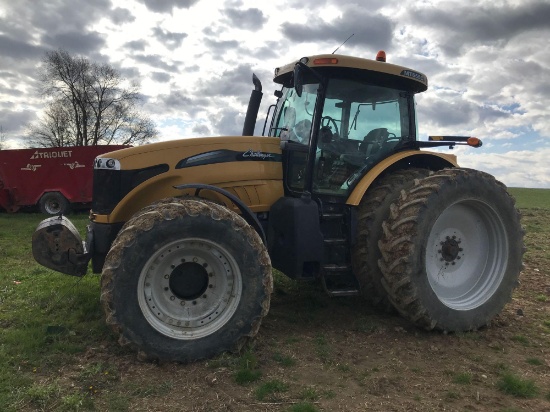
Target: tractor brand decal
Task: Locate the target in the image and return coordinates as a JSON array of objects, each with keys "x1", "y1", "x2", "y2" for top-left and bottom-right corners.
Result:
[
  {"x1": 21, "y1": 164, "x2": 42, "y2": 172},
  {"x1": 30, "y1": 150, "x2": 73, "y2": 160},
  {"x1": 400, "y1": 70, "x2": 427, "y2": 84},
  {"x1": 64, "y1": 161, "x2": 85, "y2": 170},
  {"x1": 240, "y1": 149, "x2": 275, "y2": 160},
  {"x1": 176, "y1": 149, "x2": 281, "y2": 169}
]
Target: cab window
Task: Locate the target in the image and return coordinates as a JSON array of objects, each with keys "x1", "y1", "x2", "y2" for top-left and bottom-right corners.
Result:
[{"x1": 313, "y1": 79, "x2": 410, "y2": 195}]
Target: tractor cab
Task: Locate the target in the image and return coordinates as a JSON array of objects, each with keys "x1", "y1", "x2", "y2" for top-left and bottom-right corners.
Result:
[{"x1": 267, "y1": 53, "x2": 427, "y2": 199}]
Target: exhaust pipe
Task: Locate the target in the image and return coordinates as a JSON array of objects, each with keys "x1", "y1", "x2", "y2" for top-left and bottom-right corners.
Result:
[{"x1": 242, "y1": 73, "x2": 263, "y2": 136}]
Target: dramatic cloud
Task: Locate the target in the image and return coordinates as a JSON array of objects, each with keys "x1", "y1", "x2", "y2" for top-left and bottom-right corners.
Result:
[
  {"x1": 409, "y1": 0, "x2": 550, "y2": 57},
  {"x1": 0, "y1": 0, "x2": 548, "y2": 187},
  {"x1": 281, "y1": 9, "x2": 394, "y2": 51}
]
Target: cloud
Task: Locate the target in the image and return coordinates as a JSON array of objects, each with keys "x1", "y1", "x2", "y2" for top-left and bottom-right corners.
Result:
[
  {"x1": 280, "y1": 8, "x2": 394, "y2": 50},
  {"x1": 110, "y1": 7, "x2": 135, "y2": 25},
  {"x1": 222, "y1": 8, "x2": 268, "y2": 31},
  {"x1": 211, "y1": 108, "x2": 245, "y2": 136},
  {"x1": 458, "y1": 147, "x2": 550, "y2": 188},
  {"x1": 0, "y1": 109, "x2": 36, "y2": 134},
  {"x1": 195, "y1": 64, "x2": 257, "y2": 103},
  {"x1": 133, "y1": 54, "x2": 181, "y2": 72},
  {"x1": 135, "y1": 0, "x2": 200, "y2": 14},
  {"x1": 123, "y1": 40, "x2": 149, "y2": 52},
  {"x1": 408, "y1": 0, "x2": 550, "y2": 57},
  {"x1": 152, "y1": 27, "x2": 188, "y2": 50},
  {"x1": 0, "y1": 35, "x2": 44, "y2": 61},
  {"x1": 41, "y1": 31, "x2": 106, "y2": 55},
  {"x1": 151, "y1": 72, "x2": 172, "y2": 83}
]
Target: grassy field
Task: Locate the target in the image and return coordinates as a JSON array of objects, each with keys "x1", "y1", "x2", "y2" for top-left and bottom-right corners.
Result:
[
  {"x1": 1, "y1": 188, "x2": 549, "y2": 411},
  {"x1": 508, "y1": 187, "x2": 550, "y2": 209}
]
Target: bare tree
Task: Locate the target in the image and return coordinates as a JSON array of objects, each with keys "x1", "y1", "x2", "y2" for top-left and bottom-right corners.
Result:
[{"x1": 27, "y1": 49, "x2": 157, "y2": 147}]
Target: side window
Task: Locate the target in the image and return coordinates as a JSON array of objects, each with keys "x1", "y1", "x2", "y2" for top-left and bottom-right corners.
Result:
[{"x1": 270, "y1": 85, "x2": 317, "y2": 144}]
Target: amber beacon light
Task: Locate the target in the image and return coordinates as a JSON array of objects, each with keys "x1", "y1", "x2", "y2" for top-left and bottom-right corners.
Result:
[{"x1": 376, "y1": 50, "x2": 386, "y2": 62}]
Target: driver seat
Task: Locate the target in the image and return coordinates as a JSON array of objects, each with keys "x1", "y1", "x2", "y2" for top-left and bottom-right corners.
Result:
[{"x1": 359, "y1": 128, "x2": 389, "y2": 156}]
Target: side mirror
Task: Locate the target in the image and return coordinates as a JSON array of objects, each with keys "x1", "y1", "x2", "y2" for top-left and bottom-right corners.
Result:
[{"x1": 293, "y1": 64, "x2": 303, "y2": 97}]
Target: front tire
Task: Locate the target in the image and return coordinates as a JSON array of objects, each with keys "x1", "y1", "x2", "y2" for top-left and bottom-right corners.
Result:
[
  {"x1": 379, "y1": 168, "x2": 524, "y2": 331},
  {"x1": 100, "y1": 198, "x2": 273, "y2": 362}
]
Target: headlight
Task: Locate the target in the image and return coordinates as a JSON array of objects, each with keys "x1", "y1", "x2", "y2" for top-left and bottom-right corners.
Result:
[{"x1": 94, "y1": 157, "x2": 120, "y2": 170}]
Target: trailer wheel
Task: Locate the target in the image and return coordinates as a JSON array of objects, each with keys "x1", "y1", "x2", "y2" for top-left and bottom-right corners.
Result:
[
  {"x1": 379, "y1": 168, "x2": 524, "y2": 331},
  {"x1": 39, "y1": 191, "x2": 70, "y2": 215},
  {"x1": 353, "y1": 168, "x2": 430, "y2": 311},
  {"x1": 100, "y1": 198, "x2": 272, "y2": 362}
]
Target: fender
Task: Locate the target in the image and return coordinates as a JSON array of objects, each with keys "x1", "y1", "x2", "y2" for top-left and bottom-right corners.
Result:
[
  {"x1": 174, "y1": 183, "x2": 267, "y2": 245},
  {"x1": 346, "y1": 150, "x2": 458, "y2": 206}
]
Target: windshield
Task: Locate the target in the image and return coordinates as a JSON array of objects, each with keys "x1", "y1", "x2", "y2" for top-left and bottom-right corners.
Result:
[{"x1": 269, "y1": 83, "x2": 319, "y2": 144}]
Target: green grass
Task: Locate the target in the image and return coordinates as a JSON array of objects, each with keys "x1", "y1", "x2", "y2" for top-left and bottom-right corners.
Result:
[
  {"x1": 273, "y1": 352, "x2": 297, "y2": 367},
  {"x1": 0, "y1": 213, "x2": 113, "y2": 410},
  {"x1": 234, "y1": 350, "x2": 262, "y2": 385},
  {"x1": 497, "y1": 372, "x2": 539, "y2": 398},
  {"x1": 511, "y1": 335, "x2": 529, "y2": 346},
  {"x1": 508, "y1": 187, "x2": 550, "y2": 209},
  {"x1": 526, "y1": 358, "x2": 544, "y2": 366},
  {"x1": 255, "y1": 379, "x2": 289, "y2": 401},
  {"x1": 288, "y1": 403, "x2": 319, "y2": 412},
  {"x1": 452, "y1": 372, "x2": 472, "y2": 385}
]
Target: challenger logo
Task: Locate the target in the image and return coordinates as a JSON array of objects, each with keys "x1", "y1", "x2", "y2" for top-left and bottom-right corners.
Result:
[
  {"x1": 241, "y1": 149, "x2": 275, "y2": 160},
  {"x1": 177, "y1": 149, "x2": 281, "y2": 169}
]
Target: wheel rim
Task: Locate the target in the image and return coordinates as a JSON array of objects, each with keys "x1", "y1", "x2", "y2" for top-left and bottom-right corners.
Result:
[
  {"x1": 138, "y1": 238, "x2": 243, "y2": 339},
  {"x1": 45, "y1": 198, "x2": 61, "y2": 214},
  {"x1": 425, "y1": 200, "x2": 509, "y2": 310}
]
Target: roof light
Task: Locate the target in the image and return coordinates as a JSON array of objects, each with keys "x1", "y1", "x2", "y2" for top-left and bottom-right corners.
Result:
[
  {"x1": 313, "y1": 58, "x2": 338, "y2": 65},
  {"x1": 376, "y1": 50, "x2": 386, "y2": 62}
]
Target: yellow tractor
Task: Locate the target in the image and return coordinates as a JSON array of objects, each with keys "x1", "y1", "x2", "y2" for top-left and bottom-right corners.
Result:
[{"x1": 32, "y1": 51, "x2": 524, "y2": 362}]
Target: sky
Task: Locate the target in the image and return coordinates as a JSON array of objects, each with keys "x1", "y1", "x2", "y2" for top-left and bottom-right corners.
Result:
[{"x1": 0, "y1": 0, "x2": 549, "y2": 188}]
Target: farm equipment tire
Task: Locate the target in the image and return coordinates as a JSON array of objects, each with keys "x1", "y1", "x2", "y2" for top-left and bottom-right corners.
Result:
[
  {"x1": 39, "y1": 191, "x2": 70, "y2": 215},
  {"x1": 100, "y1": 197, "x2": 273, "y2": 362},
  {"x1": 379, "y1": 168, "x2": 524, "y2": 331},
  {"x1": 353, "y1": 168, "x2": 430, "y2": 310}
]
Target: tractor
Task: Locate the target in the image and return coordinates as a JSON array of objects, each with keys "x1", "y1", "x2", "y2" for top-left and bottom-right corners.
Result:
[{"x1": 32, "y1": 51, "x2": 524, "y2": 362}]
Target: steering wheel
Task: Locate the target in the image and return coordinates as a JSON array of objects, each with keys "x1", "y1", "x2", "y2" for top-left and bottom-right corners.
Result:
[{"x1": 321, "y1": 116, "x2": 339, "y2": 136}]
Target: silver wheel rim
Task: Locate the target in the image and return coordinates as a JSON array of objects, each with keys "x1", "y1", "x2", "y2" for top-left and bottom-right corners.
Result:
[
  {"x1": 45, "y1": 198, "x2": 62, "y2": 214},
  {"x1": 138, "y1": 238, "x2": 242, "y2": 339},
  {"x1": 425, "y1": 200, "x2": 508, "y2": 310}
]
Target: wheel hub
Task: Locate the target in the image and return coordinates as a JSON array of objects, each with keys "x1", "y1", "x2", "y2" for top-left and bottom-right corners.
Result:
[
  {"x1": 169, "y1": 262, "x2": 209, "y2": 300},
  {"x1": 440, "y1": 236, "x2": 462, "y2": 263}
]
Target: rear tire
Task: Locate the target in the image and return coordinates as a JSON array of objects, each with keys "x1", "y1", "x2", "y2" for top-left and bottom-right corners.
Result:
[
  {"x1": 379, "y1": 168, "x2": 524, "y2": 331},
  {"x1": 39, "y1": 191, "x2": 70, "y2": 215},
  {"x1": 100, "y1": 198, "x2": 273, "y2": 362},
  {"x1": 353, "y1": 168, "x2": 430, "y2": 310}
]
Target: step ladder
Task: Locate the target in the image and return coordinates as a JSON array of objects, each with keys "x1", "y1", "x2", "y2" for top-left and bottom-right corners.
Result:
[{"x1": 319, "y1": 211, "x2": 360, "y2": 296}]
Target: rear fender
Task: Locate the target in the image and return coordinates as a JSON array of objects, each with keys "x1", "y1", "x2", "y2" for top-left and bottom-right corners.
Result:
[{"x1": 346, "y1": 151, "x2": 458, "y2": 206}]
